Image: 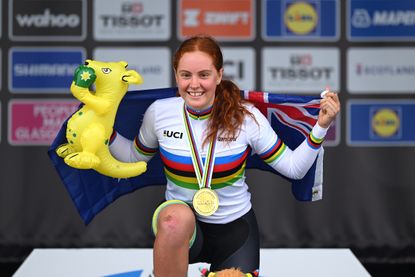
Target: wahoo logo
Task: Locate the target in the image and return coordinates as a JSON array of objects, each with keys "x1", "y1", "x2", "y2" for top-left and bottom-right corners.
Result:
[
  {"x1": 163, "y1": 130, "x2": 183, "y2": 139},
  {"x1": 10, "y1": 0, "x2": 86, "y2": 41},
  {"x1": 16, "y1": 9, "x2": 80, "y2": 28}
]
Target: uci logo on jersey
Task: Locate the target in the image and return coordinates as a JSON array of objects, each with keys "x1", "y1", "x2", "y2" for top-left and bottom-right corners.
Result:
[{"x1": 163, "y1": 130, "x2": 183, "y2": 139}]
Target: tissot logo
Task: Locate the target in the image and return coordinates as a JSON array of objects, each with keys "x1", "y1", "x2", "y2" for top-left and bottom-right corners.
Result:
[
  {"x1": 268, "y1": 53, "x2": 334, "y2": 81},
  {"x1": 268, "y1": 67, "x2": 334, "y2": 80},
  {"x1": 99, "y1": 1, "x2": 164, "y2": 28},
  {"x1": 93, "y1": 0, "x2": 170, "y2": 41},
  {"x1": 163, "y1": 130, "x2": 183, "y2": 139},
  {"x1": 262, "y1": 47, "x2": 339, "y2": 93},
  {"x1": 10, "y1": 0, "x2": 86, "y2": 41}
]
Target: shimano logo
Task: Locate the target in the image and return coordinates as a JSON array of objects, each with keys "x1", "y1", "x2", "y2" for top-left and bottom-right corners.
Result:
[
  {"x1": 352, "y1": 9, "x2": 415, "y2": 28},
  {"x1": 14, "y1": 63, "x2": 78, "y2": 77},
  {"x1": 16, "y1": 9, "x2": 80, "y2": 28}
]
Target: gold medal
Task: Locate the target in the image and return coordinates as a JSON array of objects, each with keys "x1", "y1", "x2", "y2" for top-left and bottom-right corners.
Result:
[{"x1": 192, "y1": 188, "x2": 219, "y2": 216}]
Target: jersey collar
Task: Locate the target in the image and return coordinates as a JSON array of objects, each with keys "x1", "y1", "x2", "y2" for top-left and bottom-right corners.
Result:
[{"x1": 185, "y1": 105, "x2": 212, "y2": 120}]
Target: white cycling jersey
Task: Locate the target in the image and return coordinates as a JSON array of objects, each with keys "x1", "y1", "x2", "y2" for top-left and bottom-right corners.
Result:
[{"x1": 110, "y1": 97, "x2": 327, "y2": 224}]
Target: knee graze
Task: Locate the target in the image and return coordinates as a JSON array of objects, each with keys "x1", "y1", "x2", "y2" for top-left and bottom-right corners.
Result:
[
  {"x1": 158, "y1": 204, "x2": 195, "y2": 231},
  {"x1": 157, "y1": 204, "x2": 195, "y2": 237}
]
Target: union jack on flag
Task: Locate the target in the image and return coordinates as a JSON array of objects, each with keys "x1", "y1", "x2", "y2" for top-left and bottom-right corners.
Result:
[
  {"x1": 242, "y1": 90, "x2": 323, "y2": 204},
  {"x1": 48, "y1": 88, "x2": 324, "y2": 224},
  {"x1": 244, "y1": 90, "x2": 320, "y2": 138}
]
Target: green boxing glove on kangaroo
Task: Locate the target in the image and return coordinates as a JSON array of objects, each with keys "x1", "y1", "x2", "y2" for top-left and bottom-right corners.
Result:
[{"x1": 73, "y1": 65, "x2": 96, "y2": 88}]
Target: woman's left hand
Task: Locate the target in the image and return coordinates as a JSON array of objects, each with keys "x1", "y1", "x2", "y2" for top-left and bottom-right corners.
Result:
[{"x1": 318, "y1": 91, "x2": 340, "y2": 128}]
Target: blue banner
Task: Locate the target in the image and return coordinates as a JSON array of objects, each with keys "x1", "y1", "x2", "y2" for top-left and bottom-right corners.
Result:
[
  {"x1": 263, "y1": 0, "x2": 339, "y2": 41},
  {"x1": 347, "y1": 100, "x2": 415, "y2": 146},
  {"x1": 348, "y1": 0, "x2": 415, "y2": 41},
  {"x1": 9, "y1": 47, "x2": 85, "y2": 93}
]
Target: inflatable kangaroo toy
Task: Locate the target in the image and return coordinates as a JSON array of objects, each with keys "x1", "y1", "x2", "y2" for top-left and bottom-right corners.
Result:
[{"x1": 56, "y1": 59, "x2": 147, "y2": 178}]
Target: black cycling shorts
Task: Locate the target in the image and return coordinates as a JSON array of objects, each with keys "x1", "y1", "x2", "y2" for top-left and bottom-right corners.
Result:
[{"x1": 189, "y1": 208, "x2": 260, "y2": 273}]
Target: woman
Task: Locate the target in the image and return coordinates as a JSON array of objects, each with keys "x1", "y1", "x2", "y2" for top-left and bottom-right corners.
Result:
[{"x1": 110, "y1": 35, "x2": 340, "y2": 276}]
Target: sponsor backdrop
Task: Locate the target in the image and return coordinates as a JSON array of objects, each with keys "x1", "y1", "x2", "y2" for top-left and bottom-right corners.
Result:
[{"x1": 0, "y1": 0, "x2": 414, "y2": 266}]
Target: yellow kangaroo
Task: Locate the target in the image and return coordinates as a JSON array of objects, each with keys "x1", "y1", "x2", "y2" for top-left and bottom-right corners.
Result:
[{"x1": 56, "y1": 59, "x2": 147, "y2": 178}]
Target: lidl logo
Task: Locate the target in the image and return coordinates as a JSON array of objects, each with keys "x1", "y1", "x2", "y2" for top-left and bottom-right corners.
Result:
[
  {"x1": 263, "y1": 0, "x2": 339, "y2": 41},
  {"x1": 284, "y1": 1, "x2": 318, "y2": 35},
  {"x1": 347, "y1": 100, "x2": 415, "y2": 146},
  {"x1": 371, "y1": 108, "x2": 400, "y2": 138}
]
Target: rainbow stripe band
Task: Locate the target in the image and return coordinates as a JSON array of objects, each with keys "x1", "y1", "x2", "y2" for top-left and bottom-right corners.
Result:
[
  {"x1": 183, "y1": 106, "x2": 204, "y2": 182},
  {"x1": 182, "y1": 104, "x2": 217, "y2": 190},
  {"x1": 186, "y1": 105, "x2": 212, "y2": 120},
  {"x1": 307, "y1": 132, "x2": 324, "y2": 149},
  {"x1": 159, "y1": 146, "x2": 250, "y2": 190},
  {"x1": 164, "y1": 161, "x2": 246, "y2": 190},
  {"x1": 259, "y1": 138, "x2": 287, "y2": 164},
  {"x1": 134, "y1": 136, "x2": 158, "y2": 156}
]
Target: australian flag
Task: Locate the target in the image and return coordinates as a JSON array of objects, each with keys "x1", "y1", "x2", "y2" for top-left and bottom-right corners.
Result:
[{"x1": 48, "y1": 87, "x2": 323, "y2": 224}]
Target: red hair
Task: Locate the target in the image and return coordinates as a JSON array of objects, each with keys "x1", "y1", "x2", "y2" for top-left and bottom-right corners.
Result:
[{"x1": 174, "y1": 35, "x2": 255, "y2": 145}]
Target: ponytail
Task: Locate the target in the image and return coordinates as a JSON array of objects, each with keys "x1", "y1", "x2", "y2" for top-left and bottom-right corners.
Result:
[{"x1": 204, "y1": 79, "x2": 255, "y2": 146}]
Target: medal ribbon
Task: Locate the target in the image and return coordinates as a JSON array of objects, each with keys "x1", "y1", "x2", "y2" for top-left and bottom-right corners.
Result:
[{"x1": 182, "y1": 104, "x2": 217, "y2": 189}]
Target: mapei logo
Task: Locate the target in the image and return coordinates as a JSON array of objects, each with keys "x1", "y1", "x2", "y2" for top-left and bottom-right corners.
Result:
[
  {"x1": 163, "y1": 130, "x2": 183, "y2": 139},
  {"x1": 284, "y1": 1, "x2": 318, "y2": 35},
  {"x1": 348, "y1": 0, "x2": 415, "y2": 40},
  {"x1": 351, "y1": 8, "x2": 415, "y2": 28},
  {"x1": 9, "y1": 0, "x2": 86, "y2": 41}
]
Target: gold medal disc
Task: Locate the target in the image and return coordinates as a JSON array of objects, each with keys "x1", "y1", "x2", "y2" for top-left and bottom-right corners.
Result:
[{"x1": 192, "y1": 188, "x2": 219, "y2": 216}]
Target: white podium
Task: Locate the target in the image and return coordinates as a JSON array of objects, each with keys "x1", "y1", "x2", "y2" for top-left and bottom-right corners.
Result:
[{"x1": 13, "y1": 248, "x2": 371, "y2": 277}]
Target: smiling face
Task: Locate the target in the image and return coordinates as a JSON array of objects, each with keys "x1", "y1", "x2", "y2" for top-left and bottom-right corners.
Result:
[{"x1": 175, "y1": 51, "x2": 223, "y2": 111}]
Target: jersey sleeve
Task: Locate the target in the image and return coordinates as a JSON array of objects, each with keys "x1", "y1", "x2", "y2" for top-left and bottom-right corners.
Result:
[
  {"x1": 247, "y1": 106, "x2": 328, "y2": 180},
  {"x1": 109, "y1": 101, "x2": 159, "y2": 163}
]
